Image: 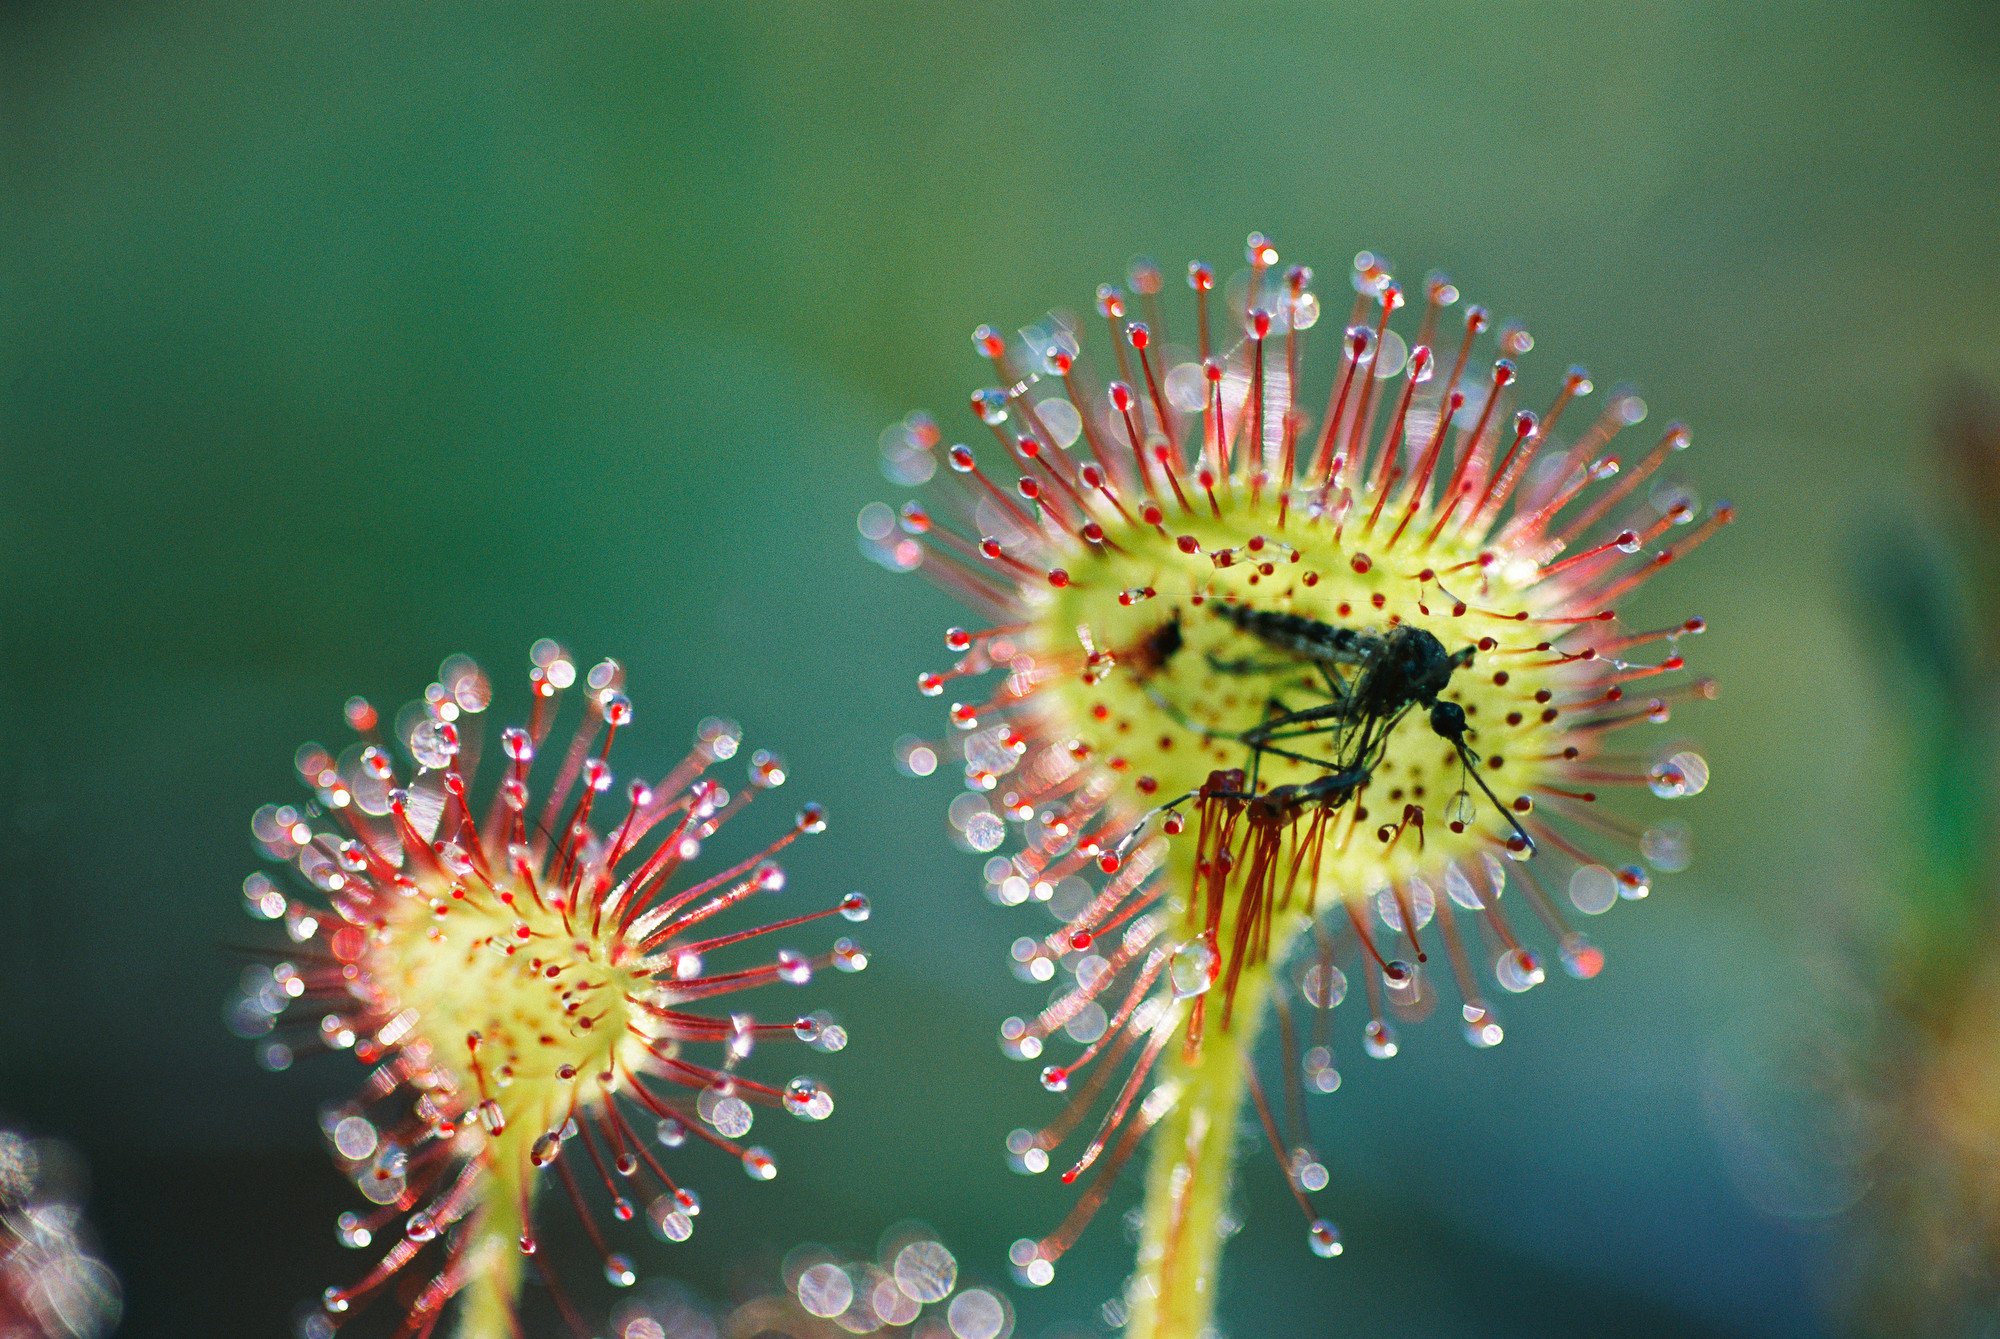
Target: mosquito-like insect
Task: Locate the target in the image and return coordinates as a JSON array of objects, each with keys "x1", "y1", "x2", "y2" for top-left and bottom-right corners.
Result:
[{"x1": 1194, "y1": 606, "x2": 1533, "y2": 853}]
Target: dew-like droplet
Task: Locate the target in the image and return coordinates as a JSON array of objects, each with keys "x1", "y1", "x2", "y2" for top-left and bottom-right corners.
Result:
[
  {"x1": 1641, "y1": 819, "x2": 1694, "y2": 871},
  {"x1": 963, "y1": 810, "x2": 1006, "y2": 853},
  {"x1": 242, "y1": 872, "x2": 286, "y2": 921},
  {"x1": 700, "y1": 1090, "x2": 753, "y2": 1138},
  {"x1": 1064, "y1": 1000, "x2": 1108, "y2": 1045},
  {"x1": 1290, "y1": 1148, "x2": 1330, "y2": 1192},
  {"x1": 1013, "y1": 1244, "x2": 1055, "y2": 1288},
  {"x1": 859, "y1": 500, "x2": 898, "y2": 541},
  {"x1": 1462, "y1": 1002, "x2": 1504, "y2": 1048},
  {"x1": 408, "y1": 720, "x2": 459, "y2": 770},
  {"x1": 840, "y1": 892, "x2": 870, "y2": 922},
  {"x1": 530, "y1": 1132, "x2": 561, "y2": 1167},
  {"x1": 604, "y1": 1254, "x2": 635, "y2": 1287},
  {"x1": 435, "y1": 842, "x2": 474, "y2": 877},
  {"x1": 999, "y1": 1015, "x2": 1042, "y2": 1060},
  {"x1": 1443, "y1": 862, "x2": 1484, "y2": 910},
  {"x1": 1666, "y1": 749, "x2": 1709, "y2": 795},
  {"x1": 1300, "y1": 963, "x2": 1346, "y2": 1008},
  {"x1": 1494, "y1": 948, "x2": 1544, "y2": 993},
  {"x1": 1375, "y1": 879, "x2": 1435, "y2": 933},
  {"x1": 1374, "y1": 329, "x2": 1409, "y2": 380},
  {"x1": 1308, "y1": 1219, "x2": 1344, "y2": 1257},
  {"x1": 1165, "y1": 361, "x2": 1206, "y2": 412},
  {"x1": 972, "y1": 388, "x2": 1009, "y2": 426},
  {"x1": 1040, "y1": 1065, "x2": 1068, "y2": 1093},
  {"x1": 742, "y1": 1147, "x2": 777, "y2": 1179},
  {"x1": 947, "y1": 1287, "x2": 1008, "y2": 1339},
  {"x1": 335, "y1": 1211, "x2": 371, "y2": 1249},
  {"x1": 783, "y1": 1076, "x2": 834, "y2": 1121},
  {"x1": 893, "y1": 1239, "x2": 958, "y2": 1303},
  {"x1": 498, "y1": 727, "x2": 532, "y2": 764},
  {"x1": 1568, "y1": 865, "x2": 1618, "y2": 915},
  {"x1": 1443, "y1": 791, "x2": 1477, "y2": 830},
  {"x1": 749, "y1": 750, "x2": 787, "y2": 789},
  {"x1": 1036, "y1": 397, "x2": 1082, "y2": 449},
  {"x1": 1006, "y1": 1123, "x2": 1051, "y2": 1174},
  {"x1": 1647, "y1": 760, "x2": 1689, "y2": 798},
  {"x1": 797, "y1": 1262, "x2": 854, "y2": 1318},
  {"x1": 331, "y1": 1116, "x2": 378, "y2": 1161},
  {"x1": 1363, "y1": 1019, "x2": 1398, "y2": 1059},
  {"x1": 1560, "y1": 934, "x2": 1605, "y2": 979},
  {"x1": 873, "y1": 1274, "x2": 922, "y2": 1326},
  {"x1": 596, "y1": 689, "x2": 633, "y2": 729},
  {"x1": 1169, "y1": 938, "x2": 1217, "y2": 998},
  {"x1": 649, "y1": 1197, "x2": 694, "y2": 1242},
  {"x1": 1302, "y1": 1045, "x2": 1340, "y2": 1093},
  {"x1": 895, "y1": 735, "x2": 939, "y2": 777}
]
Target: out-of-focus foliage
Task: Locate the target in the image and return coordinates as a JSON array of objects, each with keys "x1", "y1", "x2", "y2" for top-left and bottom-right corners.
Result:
[{"x1": 1831, "y1": 383, "x2": 2000, "y2": 1338}]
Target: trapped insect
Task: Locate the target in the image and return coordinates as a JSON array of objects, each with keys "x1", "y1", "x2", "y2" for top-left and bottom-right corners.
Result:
[{"x1": 1172, "y1": 605, "x2": 1533, "y2": 851}]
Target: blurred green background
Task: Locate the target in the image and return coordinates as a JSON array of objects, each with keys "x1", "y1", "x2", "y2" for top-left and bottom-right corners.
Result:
[{"x1": 4, "y1": 2, "x2": 1999, "y2": 1336}]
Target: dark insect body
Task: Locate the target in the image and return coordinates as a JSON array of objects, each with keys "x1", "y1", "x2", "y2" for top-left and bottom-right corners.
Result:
[
  {"x1": 1127, "y1": 611, "x2": 1185, "y2": 677},
  {"x1": 1203, "y1": 605, "x2": 1533, "y2": 852}
]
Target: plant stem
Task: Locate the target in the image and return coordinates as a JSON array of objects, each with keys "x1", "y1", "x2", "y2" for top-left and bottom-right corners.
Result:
[
  {"x1": 1123, "y1": 963, "x2": 1271, "y2": 1339},
  {"x1": 451, "y1": 1144, "x2": 532, "y2": 1339}
]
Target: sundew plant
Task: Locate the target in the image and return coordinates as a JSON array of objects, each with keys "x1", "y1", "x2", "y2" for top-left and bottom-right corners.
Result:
[
  {"x1": 864, "y1": 236, "x2": 1725, "y2": 1339},
  {"x1": 236, "y1": 645, "x2": 866, "y2": 1339}
]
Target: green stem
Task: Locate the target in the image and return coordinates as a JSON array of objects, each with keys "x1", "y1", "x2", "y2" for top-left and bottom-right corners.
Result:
[
  {"x1": 450, "y1": 1136, "x2": 534, "y2": 1339},
  {"x1": 1124, "y1": 964, "x2": 1271, "y2": 1339}
]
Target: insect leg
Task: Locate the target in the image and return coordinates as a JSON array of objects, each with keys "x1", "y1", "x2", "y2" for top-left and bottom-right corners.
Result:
[
  {"x1": 1225, "y1": 737, "x2": 1358, "y2": 772},
  {"x1": 1143, "y1": 686, "x2": 1234, "y2": 744},
  {"x1": 1204, "y1": 652, "x2": 1314, "y2": 677},
  {"x1": 1238, "y1": 699, "x2": 1362, "y2": 748}
]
